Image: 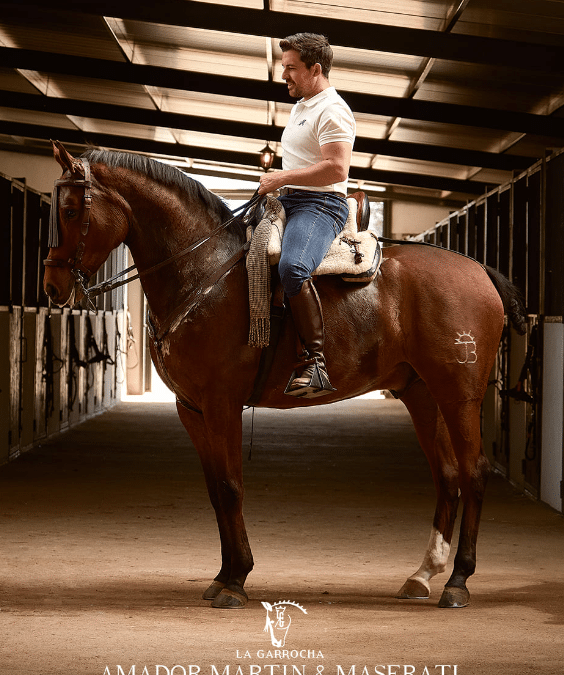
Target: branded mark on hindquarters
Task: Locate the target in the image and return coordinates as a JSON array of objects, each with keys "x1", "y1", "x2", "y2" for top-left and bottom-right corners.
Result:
[{"x1": 455, "y1": 331, "x2": 477, "y2": 364}]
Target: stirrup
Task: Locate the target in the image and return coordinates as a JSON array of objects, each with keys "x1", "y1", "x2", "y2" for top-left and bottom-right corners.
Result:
[{"x1": 284, "y1": 359, "x2": 336, "y2": 399}]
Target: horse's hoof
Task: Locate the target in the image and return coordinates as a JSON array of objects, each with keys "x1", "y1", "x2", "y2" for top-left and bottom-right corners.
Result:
[
  {"x1": 438, "y1": 586, "x2": 469, "y2": 608},
  {"x1": 202, "y1": 580, "x2": 226, "y2": 600},
  {"x1": 211, "y1": 586, "x2": 248, "y2": 609},
  {"x1": 396, "y1": 578, "x2": 430, "y2": 599}
]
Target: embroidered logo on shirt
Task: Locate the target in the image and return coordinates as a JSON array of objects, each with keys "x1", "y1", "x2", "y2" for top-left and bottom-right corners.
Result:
[{"x1": 297, "y1": 119, "x2": 307, "y2": 126}]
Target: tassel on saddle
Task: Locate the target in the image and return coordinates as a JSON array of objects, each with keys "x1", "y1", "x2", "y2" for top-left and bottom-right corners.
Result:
[{"x1": 340, "y1": 236, "x2": 364, "y2": 265}]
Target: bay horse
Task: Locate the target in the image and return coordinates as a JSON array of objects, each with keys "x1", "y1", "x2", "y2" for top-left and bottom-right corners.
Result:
[{"x1": 43, "y1": 141, "x2": 527, "y2": 610}]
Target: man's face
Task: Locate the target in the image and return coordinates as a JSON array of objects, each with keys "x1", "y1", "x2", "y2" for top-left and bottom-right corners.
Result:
[{"x1": 281, "y1": 49, "x2": 318, "y2": 100}]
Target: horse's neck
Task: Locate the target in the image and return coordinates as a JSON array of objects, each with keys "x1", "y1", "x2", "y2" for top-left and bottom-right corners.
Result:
[{"x1": 124, "y1": 183, "x2": 241, "y2": 325}]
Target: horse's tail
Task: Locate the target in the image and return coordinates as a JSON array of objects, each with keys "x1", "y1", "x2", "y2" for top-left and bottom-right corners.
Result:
[{"x1": 485, "y1": 265, "x2": 527, "y2": 335}]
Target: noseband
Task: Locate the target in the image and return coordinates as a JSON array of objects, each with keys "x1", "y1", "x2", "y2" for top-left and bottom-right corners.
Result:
[{"x1": 44, "y1": 158, "x2": 94, "y2": 303}]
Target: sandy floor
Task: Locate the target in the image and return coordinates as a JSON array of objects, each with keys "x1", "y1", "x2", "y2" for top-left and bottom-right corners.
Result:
[{"x1": 1, "y1": 398, "x2": 563, "y2": 675}]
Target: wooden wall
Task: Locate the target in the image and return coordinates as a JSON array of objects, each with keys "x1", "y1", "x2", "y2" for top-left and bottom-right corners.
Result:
[{"x1": 0, "y1": 171, "x2": 127, "y2": 465}]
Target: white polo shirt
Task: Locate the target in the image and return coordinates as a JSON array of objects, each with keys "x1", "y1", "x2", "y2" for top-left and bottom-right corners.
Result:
[{"x1": 281, "y1": 86, "x2": 356, "y2": 196}]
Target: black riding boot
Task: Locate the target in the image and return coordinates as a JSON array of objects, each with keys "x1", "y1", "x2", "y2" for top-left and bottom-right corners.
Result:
[{"x1": 284, "y1": 279, "x2": 336, "y2": 398}]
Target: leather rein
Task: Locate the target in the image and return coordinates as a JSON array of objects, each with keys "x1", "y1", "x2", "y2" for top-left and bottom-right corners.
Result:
[{"x1": 44, "y1": 158, "x2": 261, "y2": 320}]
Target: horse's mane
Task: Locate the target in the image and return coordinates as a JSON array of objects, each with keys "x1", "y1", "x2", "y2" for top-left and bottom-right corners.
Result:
[{"x1": 81, "y1": 148, "x2": 233, "y2": 222}]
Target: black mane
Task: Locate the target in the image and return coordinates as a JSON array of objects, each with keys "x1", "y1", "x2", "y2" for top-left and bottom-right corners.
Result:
[{"x1": 81, "y1": 148, "x2": 233, "y2": 221}]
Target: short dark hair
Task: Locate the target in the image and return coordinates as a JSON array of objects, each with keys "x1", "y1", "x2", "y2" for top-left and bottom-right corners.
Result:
[{"x1": 279, "y1": 33, "x2": 333, "y2": 78}]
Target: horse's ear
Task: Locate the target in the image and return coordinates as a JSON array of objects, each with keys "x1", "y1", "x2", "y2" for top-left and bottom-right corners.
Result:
[{"x1": 51, "y1": 140, "x2": 84, "y2": 177}]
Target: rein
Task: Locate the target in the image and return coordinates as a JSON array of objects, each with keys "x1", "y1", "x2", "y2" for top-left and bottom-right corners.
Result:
[
  {"x1": 45, "y1": 157, "x2": 261, "y2": 312},
  {"x1": 87, "y1": 190, "x2": 261, "y2": 306}
]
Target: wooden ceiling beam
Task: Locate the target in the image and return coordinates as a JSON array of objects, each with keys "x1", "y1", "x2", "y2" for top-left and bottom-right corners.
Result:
[
  {"x1": 2, "y1": 48, "x2": 564, "y2": 139},
  {"x1": 0, "y1": 120, "x2": 491, "y2": 194},
  {"x1": 4, "y1": 1, "x2": 564, "y2": 73},
  {"x1": 0, "y1": 89, "x2": 536, "y2": 171}
]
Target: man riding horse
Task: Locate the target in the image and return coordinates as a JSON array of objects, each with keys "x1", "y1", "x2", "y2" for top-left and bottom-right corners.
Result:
[{"x1": 258, "y1": 33, "x2": 356, "y2": 398}]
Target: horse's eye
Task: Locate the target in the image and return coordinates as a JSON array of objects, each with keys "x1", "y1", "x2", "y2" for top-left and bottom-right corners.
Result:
[{"x1": 65, "y1": 209, "x2": 78, "y2": 219}]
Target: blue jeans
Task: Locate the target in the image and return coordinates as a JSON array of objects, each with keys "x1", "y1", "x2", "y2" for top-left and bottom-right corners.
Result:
[{"x1": 278, "y1": 191, "x2": 349, "y2": 298}]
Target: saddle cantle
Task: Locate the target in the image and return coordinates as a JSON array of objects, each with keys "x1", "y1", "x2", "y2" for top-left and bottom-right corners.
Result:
[{"x1": 348, "y1": 191, "x2": 371, "y2": 232}]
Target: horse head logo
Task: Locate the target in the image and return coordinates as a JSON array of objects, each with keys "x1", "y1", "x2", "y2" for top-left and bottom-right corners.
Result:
[{"x1": 261, "y1": 601, "x2": 307, "y2": 647}]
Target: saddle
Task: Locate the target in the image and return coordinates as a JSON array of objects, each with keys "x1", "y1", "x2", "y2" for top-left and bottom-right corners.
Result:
[
  {"x1": 246, "y1": 191, "x2": 381, "y2": 280},
  {"x1": 245, "y1": 192, "x2": 382, "y2": 348}
]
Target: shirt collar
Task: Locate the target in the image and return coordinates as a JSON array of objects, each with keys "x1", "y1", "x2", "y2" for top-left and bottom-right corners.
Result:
[{"x1": 297, "y1": 86, "x2": 337, "y2": 108}]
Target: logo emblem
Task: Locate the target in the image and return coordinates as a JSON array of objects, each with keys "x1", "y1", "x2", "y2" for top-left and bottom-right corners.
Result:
[
  {"x1": 298, "y1": 119, "x2": 307, "y2": 126},
  {"x1": 261, "y1": 601, "x2": 307, "y2": 647},
  {"x1": 455, "y1": 331, "x2": 477, "y2": 364}
]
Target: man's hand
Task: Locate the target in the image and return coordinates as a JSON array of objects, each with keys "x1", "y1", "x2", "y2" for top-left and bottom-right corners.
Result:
[{"x1": 258, "y1": 171, "x2": 287, "y2": 195}]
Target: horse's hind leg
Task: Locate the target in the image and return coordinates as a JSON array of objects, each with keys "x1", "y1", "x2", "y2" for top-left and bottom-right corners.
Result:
[
  {"x1": 436, "y1": 397, "x2": 491, "y2": 608},
  {"x1": 176, "y1": 401, "x2": 253, "y2": 608},
  {"x1": 396, "y1": 380, "x2": 460, "y2": 600}
]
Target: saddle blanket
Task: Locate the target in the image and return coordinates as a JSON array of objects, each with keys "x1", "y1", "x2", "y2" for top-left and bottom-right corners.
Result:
[{"x1": 246, "y1": 195, "x2": 382, "y2": 348}]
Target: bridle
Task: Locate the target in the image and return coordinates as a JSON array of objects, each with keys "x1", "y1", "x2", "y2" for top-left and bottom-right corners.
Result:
[
  {"x1": 44, "y1": 158, "x2": 95, "y2": 306},
  {"x1": 44, "y1": 157, "x2": 261, "y2": 315}
]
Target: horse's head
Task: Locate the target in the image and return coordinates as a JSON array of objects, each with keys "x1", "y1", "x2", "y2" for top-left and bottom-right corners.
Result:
[{"x1": 43, "y1": 141, "x2": 127, "y2": 307}]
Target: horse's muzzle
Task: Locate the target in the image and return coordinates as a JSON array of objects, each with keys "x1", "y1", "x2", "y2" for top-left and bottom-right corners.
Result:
[
  {"x1": 43, "y1": 269, "x2": 79, "y2": 307},
  {"x1": 44, "y1": 282, "x2": 75, "y2": 307}
]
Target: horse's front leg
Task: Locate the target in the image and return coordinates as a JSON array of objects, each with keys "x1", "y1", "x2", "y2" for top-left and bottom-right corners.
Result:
[{"x1": 176, "y1": 400, "x2": 253, "y2": 608}]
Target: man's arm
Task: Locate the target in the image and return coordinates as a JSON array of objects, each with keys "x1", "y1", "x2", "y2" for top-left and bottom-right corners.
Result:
[{"x1": 258, "y1": 141, "x2": 352, "y2": 195}]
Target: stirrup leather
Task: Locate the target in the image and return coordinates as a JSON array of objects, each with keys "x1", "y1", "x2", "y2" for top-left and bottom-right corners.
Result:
[{"x1": 284, "y1": 358, "x2": 336, "y2": 399}]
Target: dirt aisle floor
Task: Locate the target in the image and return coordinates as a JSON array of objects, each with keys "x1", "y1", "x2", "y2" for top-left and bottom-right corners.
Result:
[{"x1": 1, "y1": 398, "x2": 563, "y2": 675}]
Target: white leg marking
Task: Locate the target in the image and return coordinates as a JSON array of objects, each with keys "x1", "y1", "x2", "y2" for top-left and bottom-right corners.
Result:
[{"x1": 408, "y1": 527, "x2": 451, "y2": 593}]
